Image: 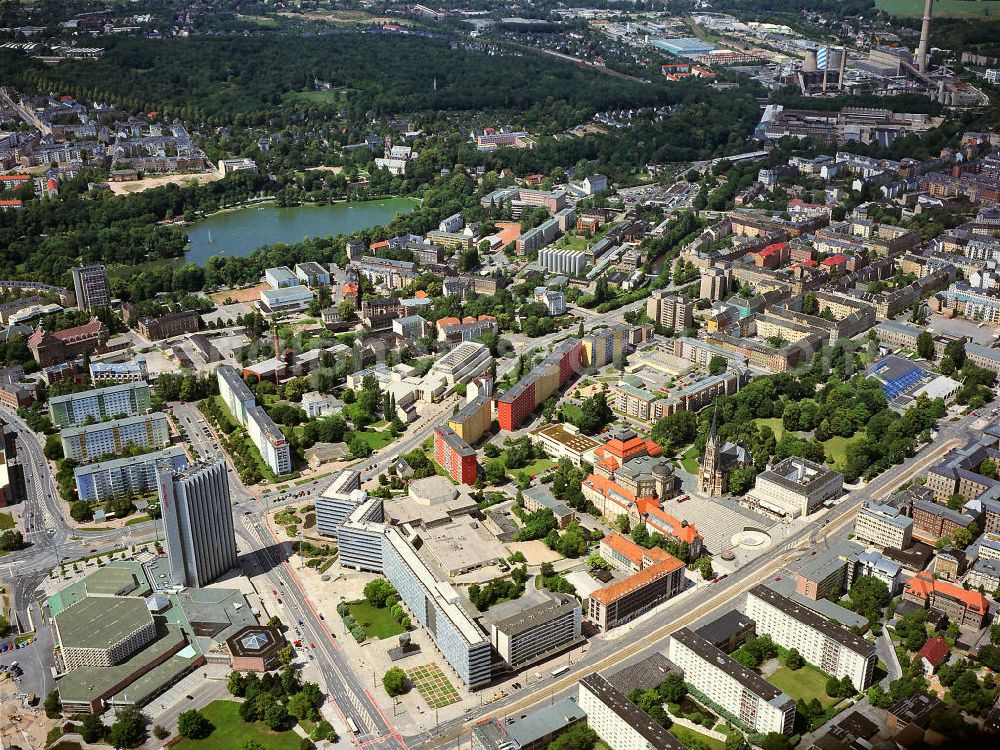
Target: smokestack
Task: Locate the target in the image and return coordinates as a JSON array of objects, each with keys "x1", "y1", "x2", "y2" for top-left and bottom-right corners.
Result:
[
  {"x1": 838, "y1": 46, "x2": 847, "y2": 91},
  {"x1": 917, "y1": 0, "x2": 933, "y2": 73}
]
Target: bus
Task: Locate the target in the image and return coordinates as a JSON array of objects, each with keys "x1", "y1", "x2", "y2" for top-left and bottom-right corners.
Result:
[
  {"x1": 551, "y1": 665, "x2": 570, "y2": 678},
  {"x1": 346, "y1": 717, "x2": 359, "y2": 734}
]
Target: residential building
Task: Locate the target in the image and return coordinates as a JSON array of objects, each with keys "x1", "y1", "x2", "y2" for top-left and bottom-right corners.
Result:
[
  {"x1": 217, "y1": 365, "x2": 292, "y2": 475},
  {"x1": 490, "y1": 593, "x2": 583, "y2": 669},
  {"x1": 60, "y1": 412, "x2": 170, "y2": 462},
  {"x1": 437, "y1": 315, "x2": 498, "y2": 346},
  {"x1": 158, "y1": 459, "x2": 238, "y2": 588},
  {"x1": 744, "y1": 457, "x2": 843, "y2": 519},
  {"x1": 434, "y1": 425, "x2": 477, "y2": 485},
  {"x1": 535, "y1": 288, "x2": 566, "y2": 316},
  {"x1": 588, "y1": 554, "x2": 685, "y2": 631},
  {"x1": 74, "y1": 446, "x2": 188, "y2": 503},
  {"x1": 449, "y1": 392, "x2": 493, "y2": 445},
  {"x1": 49, "y1": 381, "x2": 151, "y2": 427},
  {"x1": 137, "y1": 310, "x2": 200, "y2": 340},
  {"x1": 89, "y1": 360, "x2": 147, "y2": 383},
  {"x1": 903, "y1": 572, "x2": 990, "y2": 629},
  {"x1": 582, "y1": 325, "x2": 628, "y2": 368},
  {"x1": 498, "y1": 339, "x2": 583, "y2": 431},
  {"x1": 71, "y1": 264, "x2": 111, "y2": 311},
  {"x1": 578, "y1": 673, "x2": 687, "y2": 750},
  {"x1": 911, "y1": 499, "x2": 977, "y2": 544},
  {"x1": 522, "y1": 486, "x2": 575, "y2": 528},
  {"x1": 668, "y1": 627, "x2": 796, "y2": 736},
  {"x1": 853, "y1": 502, "x2": 913, "y2": 549},
  {"x1": 856, "y1": 550, "x2": 902, "y2": 595},
  {"x1": 746, "y1": 585, "x2": 877, "y2": 691},
  {"x1": 646, "y1": 292, "x2": 693, "y2": 331},
  {"x1": 28, "y1": 318, "x2": 109, "y2": 366},
  {"x1": 696, "y1": 611, "x2": 757, "y2": 653}
]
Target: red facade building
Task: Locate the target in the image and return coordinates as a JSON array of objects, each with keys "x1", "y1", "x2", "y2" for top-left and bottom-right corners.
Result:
[{"x1": 434, "y1": 425, "x2": 478, "y2": 485}]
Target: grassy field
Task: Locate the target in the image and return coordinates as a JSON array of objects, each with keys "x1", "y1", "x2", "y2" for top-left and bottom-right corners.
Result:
[
  {"x1": 669, "y1": 725, "x2": 726, "y2": 750},
  {"x1": 561, "y1": 403, "x2": 584, "y2": 422},
  {"x1": 768, "y1": 665, "x2": 838, "y2": 708},
  {"x1": 347, "y1": 601, "x2": 406, "y2": 639},
  {"x1": 0, "y1": 512, "x2": 14, "y2": 530},
  {"x1": 171, "y1": 700, "x2": 301, "y2": 750},
  {"x1": 286, "y1": 89, "x2": 349, "y2": 105},
  {"x1": 753, "y1": 417, "x2": 786, "y2": 441},
  {"x1": 823, "y1": 433, "x2": 864, "y2": 470},
  {"x1": 875, "y1": 0, "x2": 1000, "y2": 16},
  {"x1": 350, "y1": 429, "x2": 395, "y2": 451},
  {"x1": 508, "y1": 458, "x2": 557, "y2": 479},
  {"x1": 680, "y1": 445, "x2": 700, "y2": 474}
]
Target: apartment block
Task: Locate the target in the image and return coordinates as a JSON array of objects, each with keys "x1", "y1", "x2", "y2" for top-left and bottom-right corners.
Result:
[
  {"x1": 668, "y1": 627, "x2": 795, "y2": 736},
  {"x1": 74, "y1": 446, "x2": 188, "y2": 503},
  {"x1": 853, "y1": 502, "x2": 913, "y2": 550},
  {"x1": 60, "y1": 412, "x2": 170, "y2": 462},
  {"x1": 71, "y1": 264, "x2": 111, "y2": 311},
  {"x1": 50, "y1": 381, "x2": 152, "y2": 427},
  {"x1": 217, "y1": 365, "x2": 291, "y2": 476},
  {"x1": 448, "y1": 393, "x2": 493, "y2": 445},
  {"x1": 646, "y1": 291, "x2": 693, "y2": 332},
  {"x1": 434, "y1": 425, "x2": 477, "y2": 485},
  {"x1": 490, "y1": 593, "x2": 582, "y2": 669},
  {"x1": 746, "y1": 585, "x2": 877, "y2": 692},
  {"x1": 578, "y1": 673, "x2": 687, "y2": 750},
  {"x1": 582, "y1": 325, "x2": 628, "y2": 368},
  {"x1": 498, "y1": 339, "x2": 582, "y2": 431},
  {"x1": 539, "y1": 247, "x2": 586, "y2": 276}
]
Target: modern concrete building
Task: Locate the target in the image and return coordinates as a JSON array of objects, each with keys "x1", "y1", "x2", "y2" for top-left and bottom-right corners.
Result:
[
  {"x1": 490, "y1": 593, "x2": 583, "y2": 669},
  {"x1": 668, "y1": 627, "x2": 795, "y2": 736},
  {"x1": 472, "y1": 699, "x2": 585, "y2": 750},
  {"x1": 498, "y1": 339, "x2": 583, "y2": 431},
  {"x1": 744, "y1": 457, "x2": 843, "y2": 519},
  {"x1": 853, "y1": 502, "x2": 913, "y2": 549},
  {"x1": 434, "y1": 425, "x2": 478, "y2": 485},
  {"x1": 259, "y1": 284, "x2": 314, "y2": 314},
  {"x1": 71, "y1": 264, "x2": 111, "y2": 311},
  {"x1": 582, "y1": 325, "x2": 628, "y2": 369},
  {"x1": 217, "y1": 365, "x2": 292, "y2": 475},
  {"x1": 74, "y1": 446, "x2": 188, "y2": 502},
  {"x1": 530, "y1": 422, "x2": 600, "y2": 467},
  {"x1": 294, "y1": 262, "x2": 331, "y2": 287},
  {"x1": 55, "y1": 596, "x2": 156, "y2": 670},
  {"x1": 60, "y1": 412, "x2": 170, "y2": 462},
  {"x1": 315, "y1": 469, "x2": 364, "y2": 536},
  {"x1": 265, "y1": 266, "x2": 299, "y2": 289},
  {"x1": 588, "y1": 554, "x2": 685, "y2": 631},
  {"x1": 745, "y1": 585, "x2": 877, "y2": 692},
  {"x1": 89, "y1": 360, "x2": 148, "y2": 383},
  {"x1": 158, "y1": 460, "x2": 238, "y2": 588},
  {"x1": 579, "y1": 673, "x2": 687, "y2": 750},
  {"x1": 50, "y1": 381, "x2": 152, "y2": 428},
  {"x1": 539, "y1": 247, "x2": 586, "y2": 276}
]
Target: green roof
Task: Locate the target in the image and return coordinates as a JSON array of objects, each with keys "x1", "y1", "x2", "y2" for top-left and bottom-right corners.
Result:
[
  {"x1": 55, "y1": 596, "x2": 153, "y2": 650},
  {"x1": 83, "y1": 566, "x2": 143, "y2": 596}
]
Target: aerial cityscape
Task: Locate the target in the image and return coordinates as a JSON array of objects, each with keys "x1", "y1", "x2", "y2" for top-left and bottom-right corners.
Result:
[{"x1": 2, "y1": 0, "x2": 1000, "y2": 749}]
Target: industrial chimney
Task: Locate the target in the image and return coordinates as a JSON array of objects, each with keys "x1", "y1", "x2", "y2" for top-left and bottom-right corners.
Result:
[
  {"x1": 917, "y1": 0, "x2": 933, "y2": 73},
  {"x1": 838, "y1": 46, "x2": 847, "y2": 91}
]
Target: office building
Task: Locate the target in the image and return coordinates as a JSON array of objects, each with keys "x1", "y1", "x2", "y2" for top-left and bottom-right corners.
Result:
[
  {"x1": 579, "y1": 673, "x2": 687, "y2": 750},
  {"x1": 50, "y1": 381, "x2": 152, "y2": 428},
  {"x1": 745, "y1": 457, "x2": 843, "y2": 519},
  {"x1": 137, "y1": 310, "x2": 200, "y2": 340},
  {"x1": 746, "y1": 585, "x2": 877, "y2": 692},
  {"x1": 315, "y1": 470, "x2": 364, "y2": 536},
  {"x1": 434, "y1": 425, "x2": 478, "y2": 485},
  {"x1": 60, "y1": 412, "x2": 170, "y2": 462},
  {"x1": 335, "y1": 494, "x2": 386, "y2": 572},
  {"x1": 217, "y1": 365, "x2": 292, "y2": 475},
  {"x1": 903, "y1": 572, "x2": 990, "y2": 629},
  {"x1": 472, "y1": 700, "x2": 585, "y2": 750},
  {"x1": 28, "y1": 317, "x2": 109, "y2": 366},
  {"x1": 74, "y1": 446, "x2": 188, "y2": 502},
  {"x1": 588, "y1": 554, "x2": 685, "y2": 631},
  {"x1": 668, "y1": 627, "x2": 795, "y2": 736},
  {"x1": 646, "y1": 292, "x2": 693, "y2": 332},
  {"x1": 382, "y1": 527, "x2": 492, "y2": 688},
  {"x1": 71, "y1": 264, "x2": 111, "y2": 311},
  {"x1": 158, "y1": 460, "x2": 238, "y2": 588},
  {"x1": 490, "y1": 593, "x2": 583, "y2": 669},
  {"x1": 853, "y1": 502, "x2": 913, "y2": 550}
]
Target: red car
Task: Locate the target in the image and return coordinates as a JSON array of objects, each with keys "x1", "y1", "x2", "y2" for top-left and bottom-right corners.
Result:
[{"x1": 310, "y1": 643, "x2": 316, "y2": 649}]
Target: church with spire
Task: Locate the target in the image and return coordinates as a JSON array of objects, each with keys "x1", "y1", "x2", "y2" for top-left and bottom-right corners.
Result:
[{"x1": 698, "y1": 410, "x2": 748, "y2": 496}]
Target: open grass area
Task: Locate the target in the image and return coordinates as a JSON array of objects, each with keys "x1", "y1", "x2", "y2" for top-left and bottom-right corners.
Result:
[
  {"x1": 0, "y1": 512, "x2": 14, "y2": 530},
  {"x1": 171, "y1": 700, "x2": 301, "y2": 750},
  {"x1": 753, "y1": 417, "x2": 786, "y2": 441},
  {"x1": 286, "y1": 89, "x2": 349, "y2": 105},
  {"x1": 408, "y1": 663, "x2": 462, "y2": 708},
  {"x1": 508, "y1": 458, "x2": 557, "y2": 479},
  {"x1": 875, "y1": 0, "x2": 1000, "y2": 16},
  {"x1": 669, "y1": 725, "x2": 726, "y2": 750},
  {"x1": 347, "y1": 601, "x2": 405, "y2": 639},
  {"x1": 768, "y1": 665, "x2": 838, "y2": 708},
  {"x1": 561, "y1": 403, "x2": 584, "y2": 422},
  {"x1": 349, "y1": 428, "x2": 396, "y2": 452},
  {"x1": 823, "y1": 432, "x2": 864, "y2": 470},
  {"x1": 680, "y1": 444, "x2": 700, "y2": 474}
]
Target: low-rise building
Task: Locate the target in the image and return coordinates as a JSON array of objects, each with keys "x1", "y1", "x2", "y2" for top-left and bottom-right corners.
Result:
[
  {"x1": 903, "y1": 572, "x2": 990, "y2": 629},
  {"x1": 259, "y1": 285, "x2": 314, "y2": 314},
  {"x1": 137, "y1": 310, "x2": 200, "y2": 340},
  {"x1": 530, "y1": 422, "x2": 601, "y2": 467},
  {"x1": 744, "y1": 457, "x2": 843, "y2": 519}
]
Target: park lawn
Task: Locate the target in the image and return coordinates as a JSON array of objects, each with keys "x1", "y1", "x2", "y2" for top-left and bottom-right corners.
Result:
[
  {"x1": 876, "y1": 0, "x2": 1000, "y2": 16},
  {"x1": 508, "y1": 458, "x2": 557, "y2": 479},
  {"x1": 768, "y1": 665, "x2": 838, "y2": 708},
  {"x1": 753, "y1": 417, "x2": 786, "y2": 441},
  {"x1": 0, "y1": 512, "x2": 14, "y2": 530},
  {"x1": 669, "y1": 725, "x2": 726, "y2": 750},
  {"x1": 347, "y1": 600, "x2": 405, "y2": 639},
  {"x1": 823, "y1": 432, "x2": 864, "y2": 470},
  {"x1": 171, "y1": 700, "x2": 301, "y2": 750},
  {"x1": 350, "y1": 429, "x2": 395, "y2": 451},
  {"x1": 680, "y1": 445, "x2": 700, "y2": 474},
  {"x1": 561, "y1": 403, "x2": 584, "y2": 422},
  {"x1": 285, "y1": 89, "x2": 349, "y2": 105}
]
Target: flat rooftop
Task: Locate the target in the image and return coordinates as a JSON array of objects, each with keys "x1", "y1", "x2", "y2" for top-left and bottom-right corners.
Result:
[
  {"x1": 55, "y1": 596, "x2": 153, "y2": 650},
  {"x1": 492, "y1": 593, "x2": 578, "y2": 638}
]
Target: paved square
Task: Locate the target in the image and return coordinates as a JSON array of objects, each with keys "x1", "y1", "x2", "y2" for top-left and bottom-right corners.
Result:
[
  {"x1": 407, "y1": 663, "x2": 462, "y2": 708},
  {"x1": 659, "y1": 494, "x2": 774, "y2": 553}
]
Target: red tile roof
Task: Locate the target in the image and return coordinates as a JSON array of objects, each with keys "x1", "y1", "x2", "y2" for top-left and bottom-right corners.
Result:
[
  {"x1": 601, "y1": 533, "x2": 645, "y2": 567},
  {"x1": 589, "y1": 555, "x2": 684, "y2": 605},
  {"x1": 918, "y1": 637, "x2": 949, "y2": 668},
  {"x1": 905, "y1": 572, "x2": 989, "y2": 614},
  {"x1": 642, "y1": 503, "x2": 702, "y2": 545}
]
